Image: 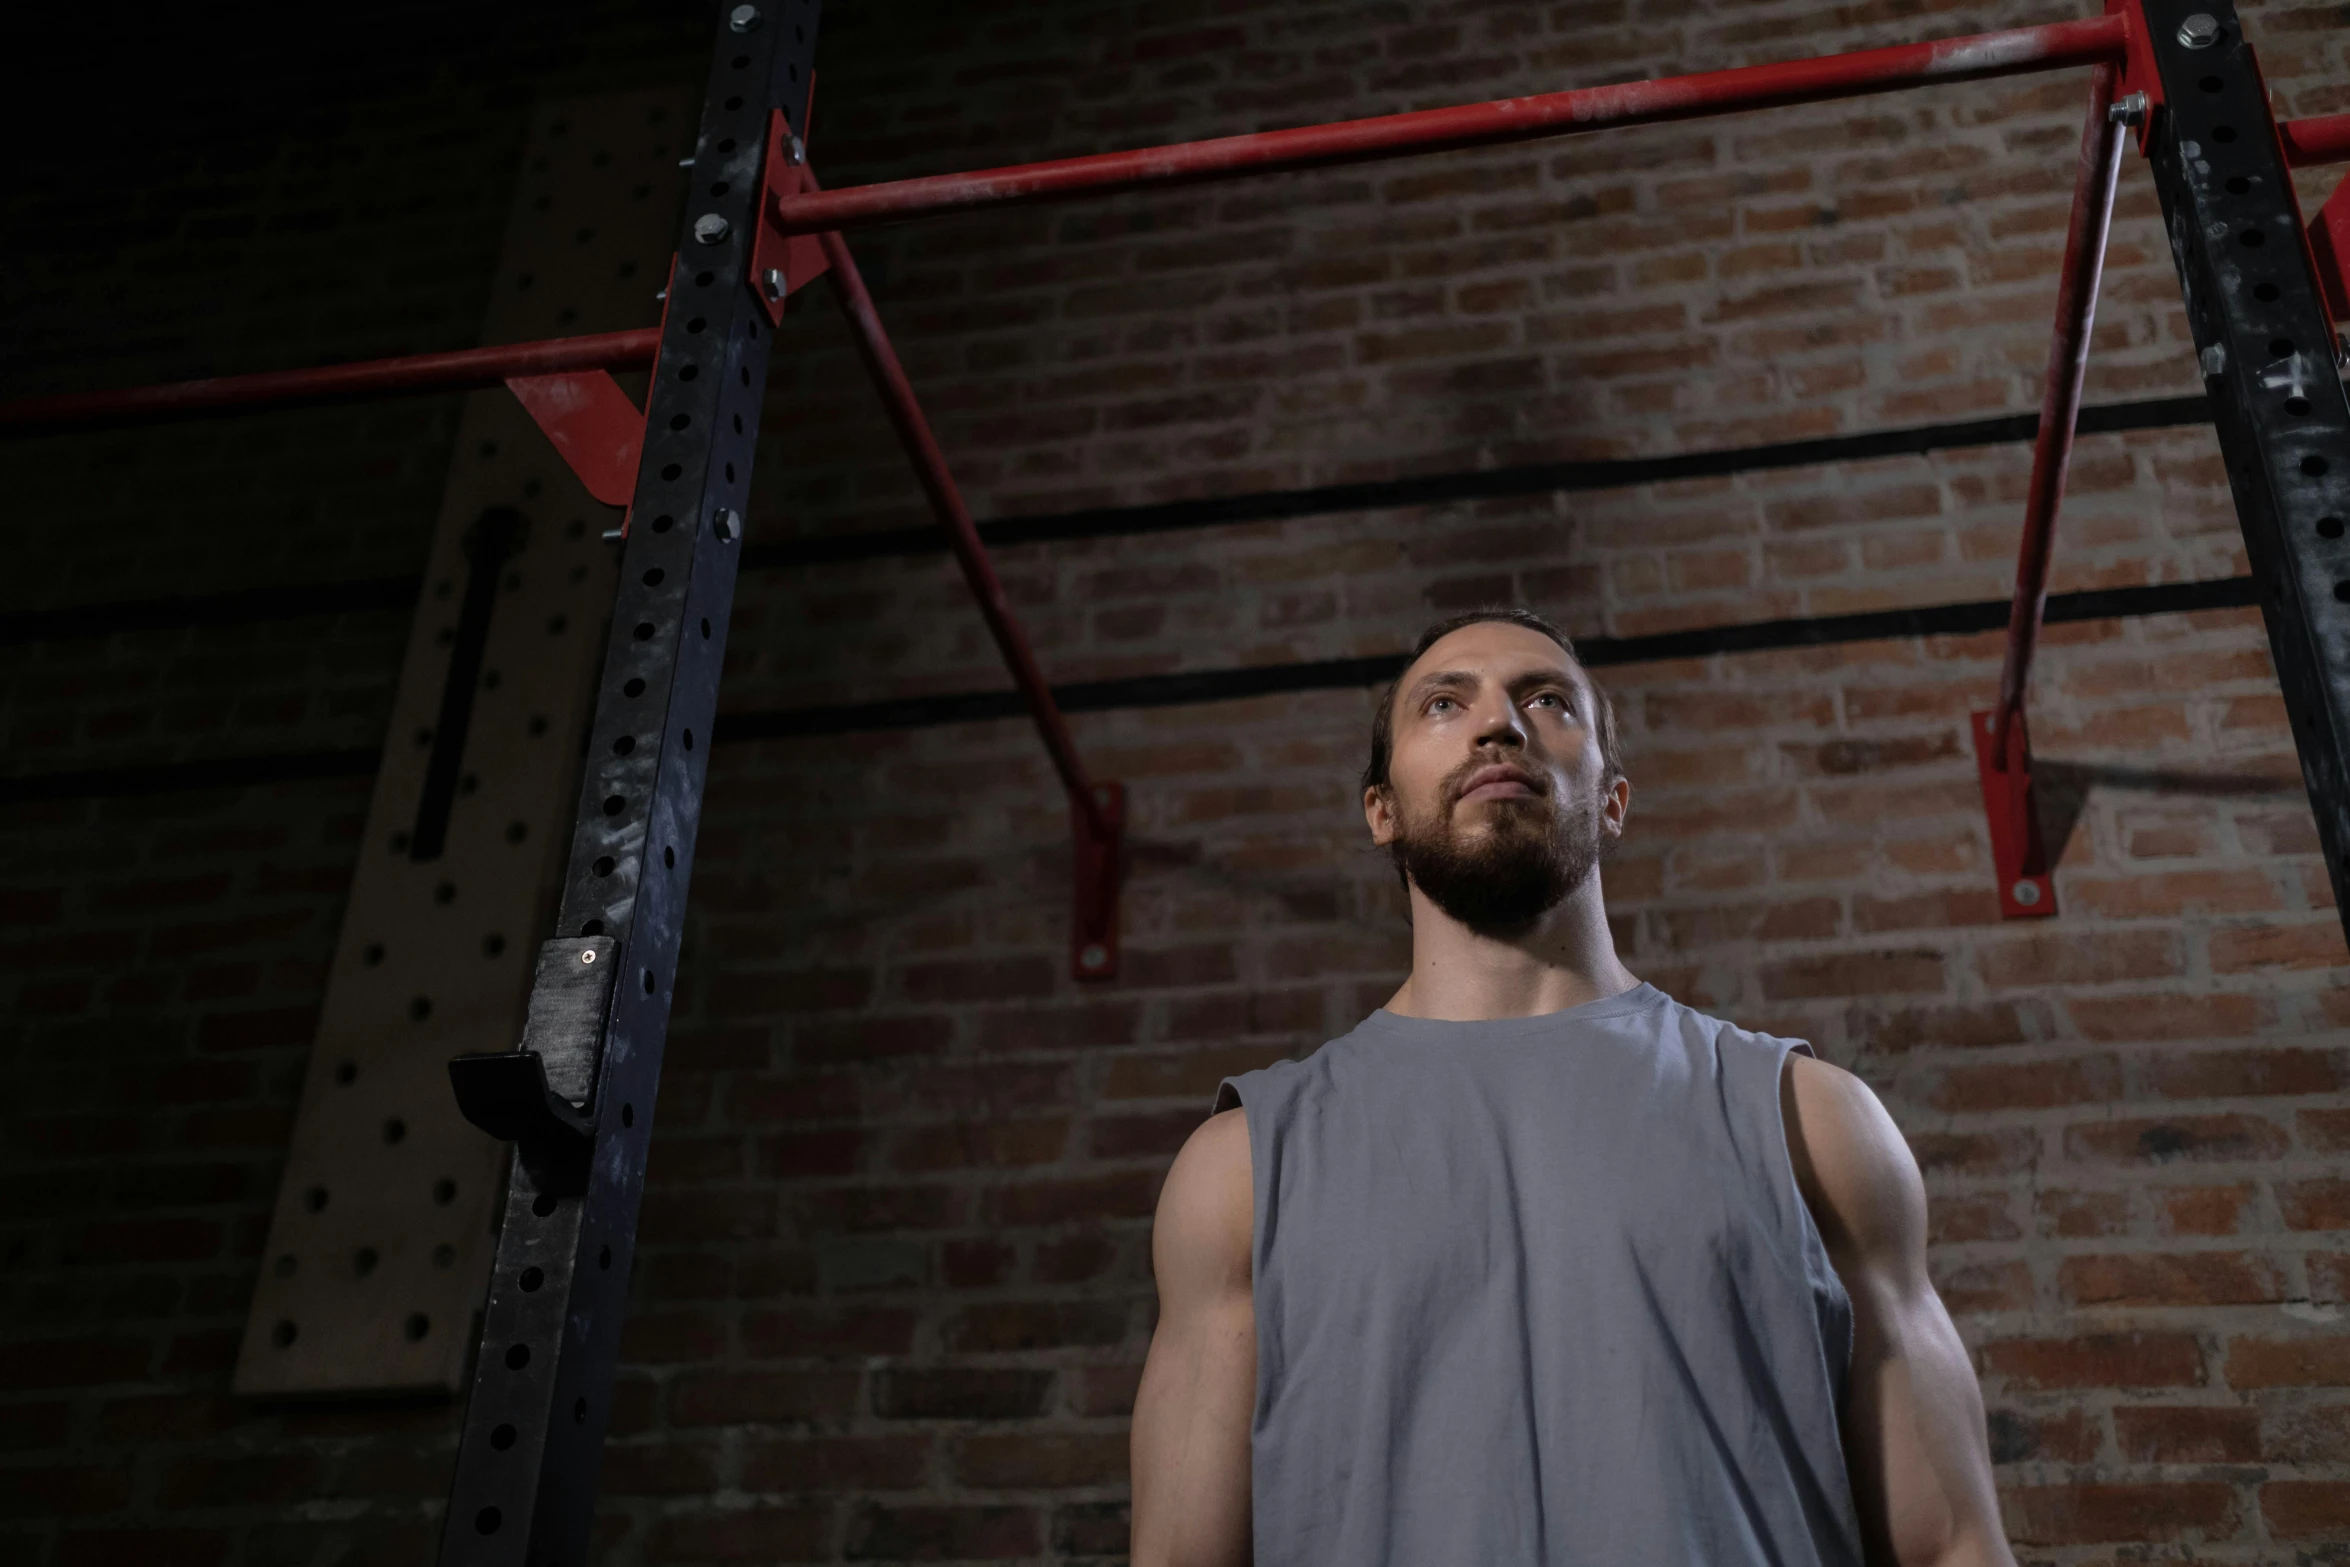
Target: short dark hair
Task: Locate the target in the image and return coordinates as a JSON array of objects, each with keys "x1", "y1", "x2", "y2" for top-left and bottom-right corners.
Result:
[{"x1": 1362, "y1": 607, "x2": 1622, "y2": 798}]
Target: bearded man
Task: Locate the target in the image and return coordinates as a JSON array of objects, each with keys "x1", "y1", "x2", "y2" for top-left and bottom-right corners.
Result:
[{"x1": 1129, "y1": 609, "x2": 2015, "y2": 1567}]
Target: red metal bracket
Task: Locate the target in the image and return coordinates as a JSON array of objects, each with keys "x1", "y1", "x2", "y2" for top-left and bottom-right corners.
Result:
[
  {"x1": 2105, "y1": 0, "x2": 2166, "y2": 152},
  {"x1": 504, "y1": 370, "x2": 647, "y2": 506},
  {"x1": 2308, "y1": 175, "x2": 2350, "y2": 330},
  {"x1": 1973, "y1": 710, "x2": 2057, "y2": 919},
  {"x1": 1073, "y1": 781, "x2": 1125, "y2": 982},
  {"x1": 751, "y1": 111, "x2": 833, "y2": 328}
]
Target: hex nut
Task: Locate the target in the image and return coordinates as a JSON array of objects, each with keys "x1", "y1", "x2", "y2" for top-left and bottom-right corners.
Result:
[{"x1": 692, "y1": 212, "x2": 730, "y2": 245}]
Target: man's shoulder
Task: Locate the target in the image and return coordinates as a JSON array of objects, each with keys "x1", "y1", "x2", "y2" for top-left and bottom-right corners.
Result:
[
  {"x1": 1781, "y1": 1051, "x2": 1924, "y2": 1259},
  {"x1": 1153, "y1": 1108, "x2": 1254, "y2": 1281}
]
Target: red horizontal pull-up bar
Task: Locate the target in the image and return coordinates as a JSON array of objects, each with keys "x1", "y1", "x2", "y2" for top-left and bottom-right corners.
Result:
[
  {"x1": 0, "y1": 328, "x2": 661, "y2": 432},
  {"x1": 771, "y1": 15, "x2": 2128, "y2": 234},
  {"x1": 2282, "y1": 112, "x2": 2350, "y2": 167}
]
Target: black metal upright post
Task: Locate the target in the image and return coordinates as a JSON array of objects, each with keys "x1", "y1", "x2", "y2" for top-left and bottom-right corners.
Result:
[
  {"x1": 438, "y1": 3, "x2": 821, "y2": 1562},
  {"x1": 2139, "y1": 0, "x2": 2350, "y2": 940}
]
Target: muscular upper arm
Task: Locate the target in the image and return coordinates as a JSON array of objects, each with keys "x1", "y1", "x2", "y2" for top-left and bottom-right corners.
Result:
[
  {"x1": 1783, "y1": 1054, "x2": 2014, "y2": 1567},
  {"x1": 1131, "y1": 1107, "x2": 1255, "y2": 1567}
]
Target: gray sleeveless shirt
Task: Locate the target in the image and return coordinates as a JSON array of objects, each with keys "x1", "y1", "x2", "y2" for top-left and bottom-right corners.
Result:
[{"x1": 1216, "y1": 983, "x2": 1863, "y2": 1567}]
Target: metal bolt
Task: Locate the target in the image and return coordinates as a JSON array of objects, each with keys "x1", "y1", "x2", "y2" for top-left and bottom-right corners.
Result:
[
  {"x1": 2178, "y1": 12, "x2": 2221, "y2": 48},
  {"x1": 2010, "y1": 880, "x2": 2042, "y2": 907},
  {"x1": 692, "y1": 212, "x2": 730, "y2": 245},
  {"x1": 2108, "y1": 92, "x2": 2148, "y2": 129},
  {"x1": 2200, "y1": 342, "x2": 2228, "y2": 377},
  {"x1": 712, "y1": 508, "x2": 741, "y2": 542},
  {"x1": 581, "y1": 950, "x2": 598, "y2": 964},
  {"x1": 761, "y1": 266, "x2": 787, "y2": 301},
  {"x1": 728, "y1": 4, "x2": 762, "y2": 32},
  {"x1": 1079, "y1": 944, "x2": 1109, "y2": 971},
  {"x1": 788, "y1": 135, "x2": 806, "y2": 166}
]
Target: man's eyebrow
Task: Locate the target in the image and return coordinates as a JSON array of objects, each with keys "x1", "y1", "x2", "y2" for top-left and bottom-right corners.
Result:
[
  {"x1": 1505, "y1": 666, "x2": 1580, "y2": 699},
  {"x1": 1404, "y1": 669, "x2": 1478, "y2": 704}
]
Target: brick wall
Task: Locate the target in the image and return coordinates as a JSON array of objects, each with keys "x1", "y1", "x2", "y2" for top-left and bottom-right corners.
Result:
[{"x1": 5, "y1": 0, "x2": 2350, "y2": 1563}]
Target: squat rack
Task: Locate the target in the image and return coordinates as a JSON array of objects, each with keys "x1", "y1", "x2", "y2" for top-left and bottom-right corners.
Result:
[{"x1": 5, "y1": 0, "x2": 2350, "y2": 1559}]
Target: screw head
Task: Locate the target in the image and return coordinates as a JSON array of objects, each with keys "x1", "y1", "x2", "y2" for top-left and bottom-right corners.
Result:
[
  {"x1": 788, "y1": 135, "x2": 806, "y2": 165},
  {"x1": 727, "y1": 4, "x2": 761, "y2": 31},
  {"x1": 2178, "y1": 11, "x2": 2220, "y2": 48},
  {"x1": 580, "y1": 949, "x2": 597, "y2": 964},
  {"x1": 761, "y1": 266, "x2": 787, "y2": 301},
  {"x1": 712, "y1": 508, "x2": 741, "y2": 542},
  {"x1": 2108, "y1": 92, "x2": 2148, "y2": 128},
  {"x1": 692, "y1": 212, "x2": 730, "y2": 245},
  {"x1": 2010, "y1": 880, "x2": 2043, "y2": 907},
  {"x1": 1079, "y1": 944, "x2": 1109, "y2": 971}
]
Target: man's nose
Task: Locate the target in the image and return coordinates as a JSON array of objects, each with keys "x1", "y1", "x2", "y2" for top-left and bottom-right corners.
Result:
[{"x1": 1473, "y1": 696, "x2": 1527, "y2": 749}]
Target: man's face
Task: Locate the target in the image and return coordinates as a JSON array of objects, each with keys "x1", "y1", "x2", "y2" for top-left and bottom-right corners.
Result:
[{"x1": 1365, "y1": 621, "x2": 1629, "y2": 934}]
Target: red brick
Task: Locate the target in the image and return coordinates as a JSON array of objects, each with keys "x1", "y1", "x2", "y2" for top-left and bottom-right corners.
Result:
[
  {"x1": 2263, "y1": 1481, "x2": 2350, "y2": 1539},
  {"x1": 1922, "y1": 1056, "x2": 2119, "y2": 1114},
  {"x1": 670, "y1": 1370, "x2": 861, "y2": 1427},
  {"x1": 2066, "y1": 992, "x2": 2266, "y2": 1041},
  {"x1": 2057, "y1": 1251, "x2": 2283, "y2": 1307},
  {"x1": 844, "y1": 1504, "x2": 1040, "y2": 1561},
  {"x1": 1982, "y1": 1332, "x2": 2205, "y2": 1389},
  {"x1": 1975, "y1": 930, "x2": 2184, "y2": 989},
  {"x1": 2113, "y1": 1405, "x2": 2258, "y2": 1463},
  {"x1": 872, "y1": 1368, "x2": 1053, "y2": 1421},
  {"x1": 646, "y1": 1505, "x2": 831, "y2": 1562},
  {"x1": 952, "y1": 1431, "x2": 1128, "y2": 1489},
  {"x1": 2225, "y1": 1336, "x2": 2350, "y2": 1388},
  {"x1": 1757, "y1": 948, "x2": 1946, "y2": 1000},
  {"x1": 2209, "y1": 920, "x2": 2350, "y2": 973},
  {"x1": 743, "y1": 1436, "x2": 933, "y2": 1492},
  {"x1": 2004, "y1": 1482, "x2": 2237, "y2": 1544},
  {"x1": 2145, "y1": 1048, "x2": 2346, "y2": 1100},
  {"x1": 2062, "y1": 1114, "x2": 2289, "y2": 1166},
  {"x1": 2282, "y1": 1179, "x2": 2350, "y2": 1231},
  {"x1": 2159, "y1": 1184, "x2": 2255, "y2": 1236}
]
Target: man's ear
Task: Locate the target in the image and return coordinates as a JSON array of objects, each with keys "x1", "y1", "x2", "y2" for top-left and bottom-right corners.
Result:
[
  {"x1": 1601, "y1": 775, "x2": 1632, "y2": 839},
  {"x1": 1365, "y1": 784, "x2": 1399, "y2": 846}
]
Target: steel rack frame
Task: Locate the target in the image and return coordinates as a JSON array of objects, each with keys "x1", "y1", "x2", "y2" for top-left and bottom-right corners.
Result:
[{"x1": 5, "y1": 1, "x2": 2350, "y2": 1558}]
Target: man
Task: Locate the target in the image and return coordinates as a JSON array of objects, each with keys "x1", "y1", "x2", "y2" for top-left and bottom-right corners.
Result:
[{"x1": 1130, "y1": 609, "x2": 2013, "y2": 1567}]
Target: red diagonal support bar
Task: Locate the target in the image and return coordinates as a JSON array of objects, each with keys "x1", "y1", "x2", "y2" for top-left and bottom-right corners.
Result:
[
  {"x1": 0, "y1": 328, "x2": 661, "y2": 433},
  {"x1": 772, "y1": 16, "x2": 2126, "y2": 235},
  {"x1": 810, "y1": 171, "x2": 1123, "y2": 980},
  {"x1": 1976, "y1": 60, "x2": 2127, "y2": 921},
  {"x1": 505, "y1": 371, "x2": 648, "y2": 508}
]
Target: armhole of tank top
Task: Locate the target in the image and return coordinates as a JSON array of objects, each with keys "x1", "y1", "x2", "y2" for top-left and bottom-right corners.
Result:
[
  {"x1": 1770, "y1": 1043, "x2": 1841, "y2": 1280},
  {"x1": 1770, "y1": 1040, "x2": 1857, "y2": 1379}
]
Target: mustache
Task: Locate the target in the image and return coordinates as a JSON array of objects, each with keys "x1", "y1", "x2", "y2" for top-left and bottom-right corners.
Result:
[{"x1": 1442, "y1": 754, "x2": 1552, "y2": 807}]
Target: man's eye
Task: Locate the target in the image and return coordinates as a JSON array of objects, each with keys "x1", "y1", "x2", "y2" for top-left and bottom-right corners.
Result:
[{"x1": 1428, "y1": 696, "x2": 1457, "y2": 713}]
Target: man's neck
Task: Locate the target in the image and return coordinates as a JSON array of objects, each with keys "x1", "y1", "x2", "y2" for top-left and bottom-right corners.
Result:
[{"x1": 1383, "y1": 876, "x2": 1638, "y2": 1022}]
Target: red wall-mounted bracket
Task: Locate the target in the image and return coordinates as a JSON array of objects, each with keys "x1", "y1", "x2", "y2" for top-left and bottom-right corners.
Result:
[
  {"x1": 504, "y1": 370, "x2": 648, "y2": 507},
  {"x1": 751, "y1": 111, "x2": 833, "y2": 329},
  {"x1": 2307, "y1": 176, "x2": 2350, "y2": 331},
  {"x1": 1073, "y1": 781, "x2": 1125, "y2": 982},
  {"x1": 1973, "y1": 710, "x2": 2058, "y2": 919}
]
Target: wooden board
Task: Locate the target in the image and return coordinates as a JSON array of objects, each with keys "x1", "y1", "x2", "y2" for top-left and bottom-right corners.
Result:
[{"x1": 235, "y1": 87, "x2": 695, "y2": 1397}]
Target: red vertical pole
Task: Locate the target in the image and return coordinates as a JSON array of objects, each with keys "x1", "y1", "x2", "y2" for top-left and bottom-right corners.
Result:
[{"x1": 1976, "y1": 60, "x2": 2126, "y2": 918}]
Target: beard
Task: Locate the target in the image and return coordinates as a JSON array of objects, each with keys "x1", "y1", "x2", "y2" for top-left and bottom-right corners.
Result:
[{"x1": 1389, "y1": 757, "x2": 1605, "y2": 936}]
